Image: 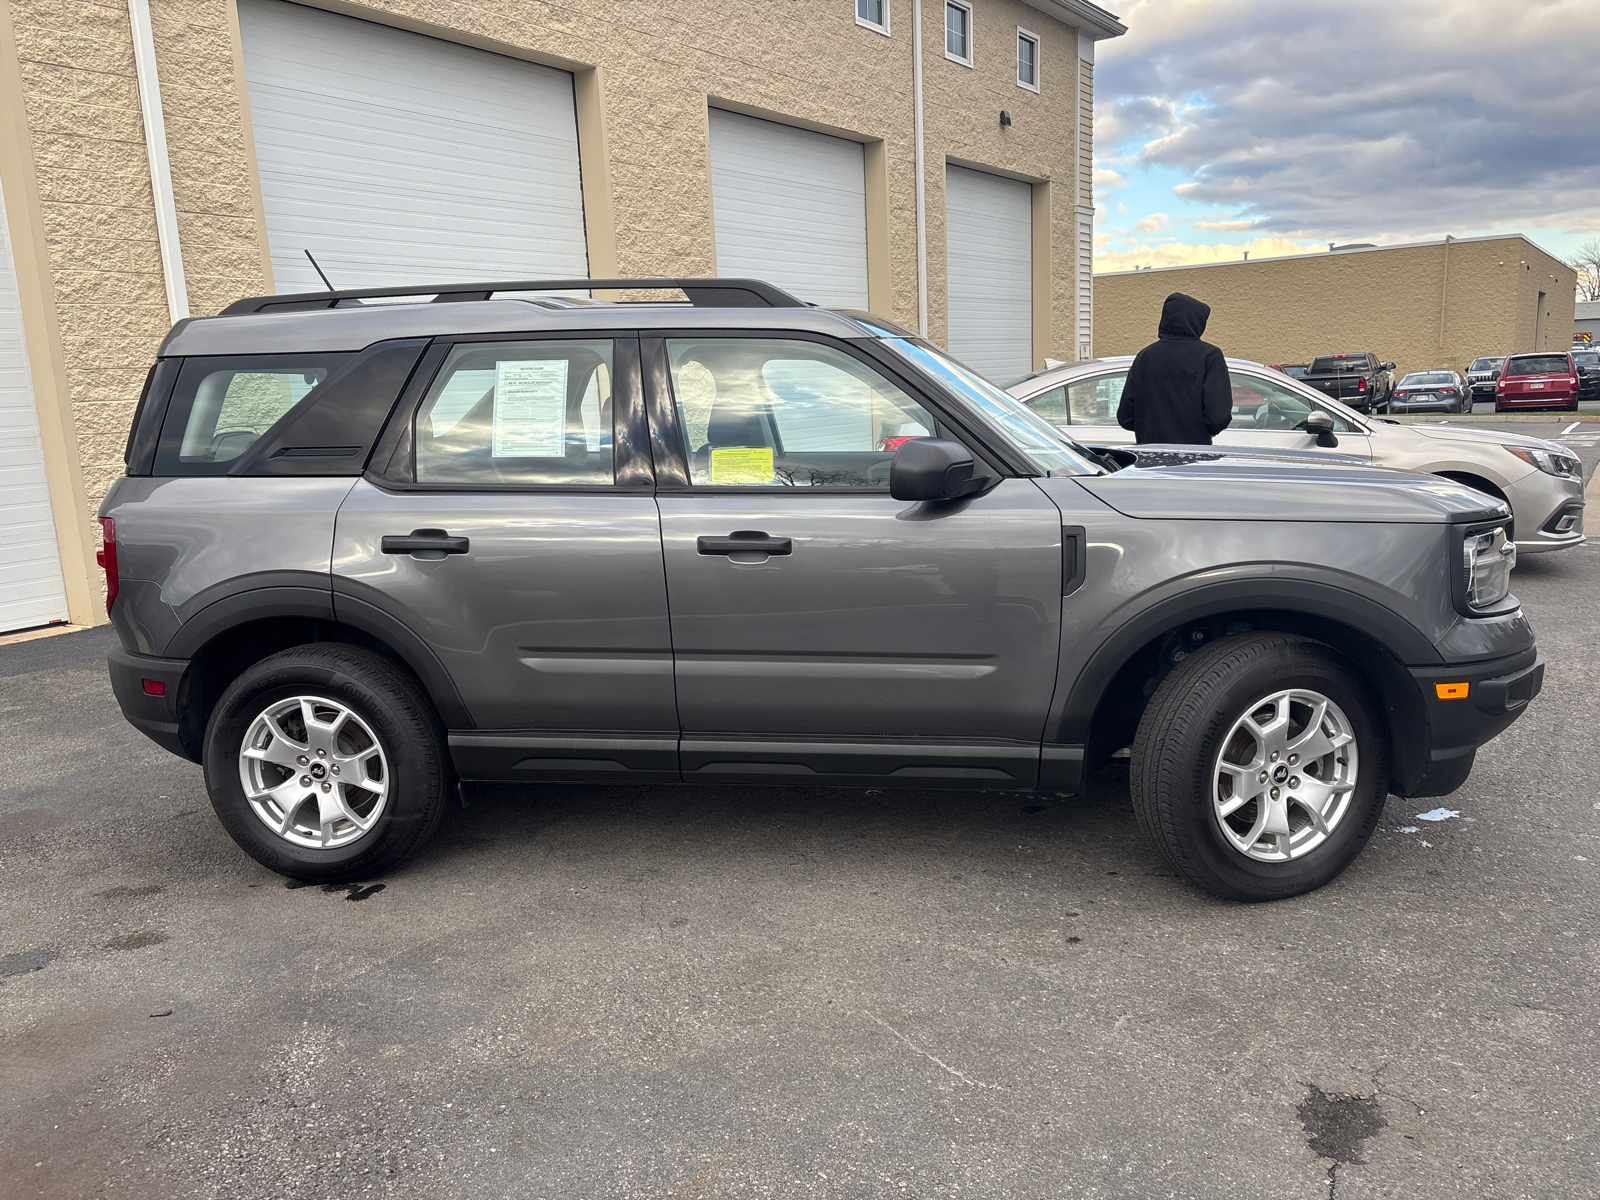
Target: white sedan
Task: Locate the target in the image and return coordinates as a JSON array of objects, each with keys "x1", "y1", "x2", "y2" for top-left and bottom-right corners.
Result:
[{"x1": 1006, "y1": 356, "x2": 1585, "y2": 556}]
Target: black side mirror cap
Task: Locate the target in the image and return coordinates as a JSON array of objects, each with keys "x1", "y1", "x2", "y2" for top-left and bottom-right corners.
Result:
[
  {"x1": 1303, "y1": 411, "x2": 1340, "y2": 448},
  {"x1": 1381, "y1": 362, "x2": 1397, "y2": 371},
  {"x1": 890, "y1": 437, "x2": 990, "y2": 501}
]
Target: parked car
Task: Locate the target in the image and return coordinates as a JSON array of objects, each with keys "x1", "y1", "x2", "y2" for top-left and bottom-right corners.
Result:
[
  {"x1": 1569, "y1": 348, "x2": 1600, "y2": 403},
  {"x1": 1268, "y1": 363, "x2": 1310, "y2": 380},
  {"x1": 1389, "y1": 370, "x2": 1471, "y2": 414},
  {"x1": 104, "y1": 277, "x2": 1543, "y2": 903},
  {"x1": 1464, "y1": 356, "x2": 1505, "y2": 402},
  {"x1": 1300, "y1": 352, "x2": 1395, "y2": 413},
  {"x1": 1495, "y1": 351, "x2": 1580, "y2": 413},
  {"x1": 1008, "y1": 356, "x2": 1584, "y2": 555}
]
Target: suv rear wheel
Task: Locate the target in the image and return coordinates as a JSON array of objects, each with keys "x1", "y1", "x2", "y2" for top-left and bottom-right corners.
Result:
[
  {"x1": 203, "y1": 643, "x2": 452, "y2": 882},
  {"x1": 1129, "y1": 633, "x2": 1388, "y2": 902}
]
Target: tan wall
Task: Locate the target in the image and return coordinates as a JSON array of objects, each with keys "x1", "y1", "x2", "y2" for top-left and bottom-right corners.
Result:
[
  {"x1": 1093, "y1": 236, "x2": 1580, "y2": 379},
  {"x1": 1, "y1": 0, "x2": 1097, "y2": 622}
]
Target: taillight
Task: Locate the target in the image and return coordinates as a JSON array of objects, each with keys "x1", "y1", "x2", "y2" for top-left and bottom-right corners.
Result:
[
  {"x1": 1357, "y1": 376, "x2": 1367, "y2": 391},
  {"x1": 878, "y1": 436, "x2": 917, "y2": 453},
  {"x1": 96, "y1": 516, "x2": 118, "y2": 614}
]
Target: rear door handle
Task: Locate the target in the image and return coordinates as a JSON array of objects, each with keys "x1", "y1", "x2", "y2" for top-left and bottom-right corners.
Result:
[
  {"x1": 696, "y1": 531, "x2": 793, "y2": 556},
  {"x1": 381, "y1": 528, "x2": 470, "y2": 559}
]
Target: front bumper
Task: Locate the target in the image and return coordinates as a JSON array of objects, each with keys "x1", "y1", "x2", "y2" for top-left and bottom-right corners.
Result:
[
  {"x1": 1404, "y1": 650, "x2": 1543, "y2": 797},
  {"x1": 1505, "y1": 468, "x2": 1585, "y2": 554},
  {"x1": 108, "y1": 646, "x2": 193, "y2": 760}
]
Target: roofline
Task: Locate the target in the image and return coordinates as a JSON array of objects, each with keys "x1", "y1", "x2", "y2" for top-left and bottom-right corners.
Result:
[
  {"x1": 1096, "y1": 233, "x2": 1569, "y2": 278},
  {"x1": 1019, "y1": 0, "x2": 1126, "y2": 39}
]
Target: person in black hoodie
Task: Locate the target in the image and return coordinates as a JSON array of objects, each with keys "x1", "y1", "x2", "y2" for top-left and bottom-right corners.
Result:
[{"x1": 1115, "y1": 292, "x2": 1233, "y2": 444}]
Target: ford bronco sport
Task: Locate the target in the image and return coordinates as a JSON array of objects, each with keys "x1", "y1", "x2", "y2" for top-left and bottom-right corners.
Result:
[{"x1": 102, "y1": 278, "x2": 1543, "y2": 901}]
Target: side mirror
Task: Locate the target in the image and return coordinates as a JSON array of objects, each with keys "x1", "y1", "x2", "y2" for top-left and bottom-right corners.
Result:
[
  {"x1": 1381, "y1": 362, "x2": 1397, "y2": 371},
  {"x1": 890, "y1": 438, "x2": 989, "y2": 501},
  {"x1": 1303, "y1": 411, "x2": 1340, "y2": 448}
]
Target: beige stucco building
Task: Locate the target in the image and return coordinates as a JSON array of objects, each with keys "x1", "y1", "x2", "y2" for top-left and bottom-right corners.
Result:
[
  {"x1": 0, "y1": 0, "x2": 1124, "y2": 631},
  {"x1": 1094, "y1": 235, "x2": 1577, "y2": 378}
]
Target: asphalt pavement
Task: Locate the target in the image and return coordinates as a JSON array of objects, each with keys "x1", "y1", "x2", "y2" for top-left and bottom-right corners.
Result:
[{"x1": 2, "y1": 542, "x2": 1598, "y2": 1199}]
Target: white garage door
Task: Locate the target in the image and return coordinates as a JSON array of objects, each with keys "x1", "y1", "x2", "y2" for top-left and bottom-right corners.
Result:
[
  {"x1": 708, "y1": 109, "x2": 869, "y2": 309},
  {"x1": 237, "y1": 0, "x2": 588, "y2": 294},
  {"x1": 946, "y1": 165, "x2": 1033, "y2": 381},
  {"x1": 0, "y1": 183, "x2": 69, "y2": 633}
]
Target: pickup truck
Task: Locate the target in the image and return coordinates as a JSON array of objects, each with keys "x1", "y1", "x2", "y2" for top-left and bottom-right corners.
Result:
[{"x1": 1301, "y1": 353, "x2": 1396, "y2": 414}]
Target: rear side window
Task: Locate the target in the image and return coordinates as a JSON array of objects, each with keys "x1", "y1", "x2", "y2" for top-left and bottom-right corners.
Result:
[
  {"x1": 1504, "y1": 355, "x2": 1570, "y2": 376},
  {"x1": 414, "y1": 340, "x2": 614, "y2": 486},
  {"x1": 155, "y1": 354, "x2": 350, "y2": 475}
]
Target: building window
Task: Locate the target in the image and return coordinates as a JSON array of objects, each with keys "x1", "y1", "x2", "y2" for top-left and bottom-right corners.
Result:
[
  {"x1": 945, "y1": 1, "x2": 972, "y2": 65},
  {"x1": 856, "y1": 0, "x2": 889, "y2": 35},
  {"x1": 1017, "y1": 28, "x2": 1040, "y2": 90}
]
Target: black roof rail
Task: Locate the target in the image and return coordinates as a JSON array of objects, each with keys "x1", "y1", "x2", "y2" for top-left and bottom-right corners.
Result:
[{"x1": 217, "y1": 278, "x2": 808, "y2": 317}]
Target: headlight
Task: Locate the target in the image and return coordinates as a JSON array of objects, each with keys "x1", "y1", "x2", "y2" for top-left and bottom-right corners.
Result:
[
  {"x1": 1462, "y1": 525, "x2": 1515, "y2": 611},
  {"x1": 1505, "y1": 445, "x2": 1581, "y2": 479}
]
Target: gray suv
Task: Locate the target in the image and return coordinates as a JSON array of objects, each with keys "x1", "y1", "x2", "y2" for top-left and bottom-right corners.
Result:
[{"x1": 102, "y1": 278, "x2": 1544, "y2": 902}]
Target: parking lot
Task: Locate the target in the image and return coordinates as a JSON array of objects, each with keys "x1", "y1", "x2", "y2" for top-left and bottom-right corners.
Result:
[{"x1": 1, "y1": 454, "x2": 1595, "y2": 1200}]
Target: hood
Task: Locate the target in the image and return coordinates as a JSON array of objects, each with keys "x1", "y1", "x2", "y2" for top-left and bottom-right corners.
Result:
[
  {"x1": 1075, "y1": 448, "x2": 1508, "y2": 524},
  {"x1": 1158, "y1": 292, "x2": 1210, "y2": 340},
  {"x1": 1396, "y1": 422, "x2": 1570, "y2": 455}
]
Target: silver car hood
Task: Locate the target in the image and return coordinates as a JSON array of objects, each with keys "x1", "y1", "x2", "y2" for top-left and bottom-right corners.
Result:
[{"x1": 1394, "y1": 422, "x2": 1570, "y2": 455}]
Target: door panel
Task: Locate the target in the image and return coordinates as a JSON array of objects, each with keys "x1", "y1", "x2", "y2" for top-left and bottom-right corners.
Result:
[{"x1": 657, "y1": 481, "x2": 1063, "y2": 785}]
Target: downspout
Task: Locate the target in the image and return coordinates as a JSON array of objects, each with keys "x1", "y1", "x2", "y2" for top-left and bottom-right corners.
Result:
[
  {"x1": 912, "y1": 0, "x2": 928, "y2": 335},
  {"x1": 128, "y1": 0, "x2": 188, "y2": 322},
  {"x1": 1437, "y1": 234, "x2": 1452, "y2": 350}
]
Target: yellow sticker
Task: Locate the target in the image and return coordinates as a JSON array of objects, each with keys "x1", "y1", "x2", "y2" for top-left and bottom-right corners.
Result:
[{"x1": 709, "y1": 446, "x2": 775, "y2": 485}]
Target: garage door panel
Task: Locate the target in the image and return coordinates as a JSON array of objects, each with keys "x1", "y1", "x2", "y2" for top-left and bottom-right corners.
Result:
[
  {"x1": 239, "y1": 0, "x2": 588, "y2": 294},
  {"x1": 946, "y1": 165, "x2": 1033, "y2": 381},
  {"x1": 709, "y1": 109, "x2": 869, "y2": 309}
]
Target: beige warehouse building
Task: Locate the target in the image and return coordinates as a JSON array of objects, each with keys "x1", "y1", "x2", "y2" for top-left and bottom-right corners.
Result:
[
  {"x1": 1094, "y1": 235, "x2": 1577, "y2": 380},
  {"x1": 0, "y1": 0, "x2": 1124, "y2": 632}
]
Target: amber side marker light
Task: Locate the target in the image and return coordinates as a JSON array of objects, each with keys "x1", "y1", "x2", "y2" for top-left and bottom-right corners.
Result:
[{"x1": 1436, "y1": 682, "x2": 1470, "y2": 700}]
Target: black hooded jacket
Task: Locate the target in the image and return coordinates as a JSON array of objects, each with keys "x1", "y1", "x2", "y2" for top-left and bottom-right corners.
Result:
[{"x1": 1115, "y1": 292, "x2": 1233, "y2": 445}]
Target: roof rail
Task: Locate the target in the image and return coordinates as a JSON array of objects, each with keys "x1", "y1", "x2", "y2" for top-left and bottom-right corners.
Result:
[{"x1": 217, "y1": 278, "x2": 807, "y2": 317}]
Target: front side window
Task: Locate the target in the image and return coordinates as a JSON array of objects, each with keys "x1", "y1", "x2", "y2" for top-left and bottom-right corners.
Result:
[
  {"x1": 1017, "y1": 29, "x2": 1039, "y2": 89},
  {"x1": 415, "y1": 340, "x2": 613, "y2": 486},
  {"x1": 156, "y1": 354, "x2": 349, "y2": 474},
  {"x1": 666, "y1": 338, "x2": 934, "y2": 489},
  {"x1": 1229, "y1": 372, "x2": 1354, "y2": 431},
  {"x1": 856, "y1": 0, "x2": 888, "y2": 33},
  {"x1": 945, "y1": 1, "x2": 971, "y2": 62}
]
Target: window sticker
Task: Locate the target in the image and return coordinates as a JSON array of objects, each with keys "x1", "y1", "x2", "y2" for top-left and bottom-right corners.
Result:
[
  {"x1": 492, "y1": 359, "x2": 568, "y2": 457},
  {"x1": 709, "y1": 446, "x2": 775, "y2": 484}
]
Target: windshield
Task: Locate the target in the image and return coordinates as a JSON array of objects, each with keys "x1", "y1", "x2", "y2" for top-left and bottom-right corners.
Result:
[
  {"x1": 1399, "y1": 372, "x2": 1454, "y2": 386},
  {"x1": 885, "y1": 339, "x2": 1102, "y2": 475},
  {"x1": 1469, "y1": 358, "x2": 1502, "y2": 371},
  {"x1": 1504, "y1": 355, "x2": 1570, "y2": 376},
  {"x1": 1571, "y1": 351, "x2": 1599, "y2": 368}
]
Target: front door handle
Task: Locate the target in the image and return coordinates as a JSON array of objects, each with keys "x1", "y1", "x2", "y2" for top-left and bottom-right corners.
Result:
[
  {"x1": 381, "y1": 528, "x2": 470, "y2": 559},
  {"x1": 696, "y1": 530, "x2": 793, "y2": 556}
]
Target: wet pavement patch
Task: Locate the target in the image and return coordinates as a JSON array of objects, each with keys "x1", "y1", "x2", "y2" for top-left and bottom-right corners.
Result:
[
  {"x1": 322, "y1": 882, "x2": 385, "y2": 902},
  {"x1": 1, "y1": 948, "x2": 57, "y2": 980},
  {"x1": 1299, "y1": 1083, "x2": 1386, "y2": 1164},
  {"x1": 107, "y1": 930, "x2": 168, "y2": 951},
  {"x1": 98, "y1": 884, "x2": 164, "y2": 900}
]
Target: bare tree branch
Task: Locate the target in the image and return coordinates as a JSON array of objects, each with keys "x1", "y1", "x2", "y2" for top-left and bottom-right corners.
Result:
[{"x1": 1570, "y1": 237, "x2": 1600, "y2": 303}]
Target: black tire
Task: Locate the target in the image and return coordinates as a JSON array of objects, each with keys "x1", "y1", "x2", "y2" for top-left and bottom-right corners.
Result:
[
  {"x1": 1129, "y1": 633, "x2": 1388, "y2": 902},
  {"x1": 203, "y1": 643, "x2": 453, "y2": 882}
]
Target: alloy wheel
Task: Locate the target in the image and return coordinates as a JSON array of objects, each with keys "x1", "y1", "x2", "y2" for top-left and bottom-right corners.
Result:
[{"x1": 237, "y1": 695, "x2": 390, "y2": 849}]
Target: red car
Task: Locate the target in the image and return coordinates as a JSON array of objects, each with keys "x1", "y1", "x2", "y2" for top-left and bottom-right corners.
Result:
[{"x1": 1496, "y1": 351, "x2": 1581, "y2": 412}]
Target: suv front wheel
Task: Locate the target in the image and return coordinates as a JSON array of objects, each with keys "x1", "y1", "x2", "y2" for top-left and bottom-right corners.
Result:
[
  {"x1": 1129, "y1": 633, "x2": 1388, "y2": 901},
  {"x1": 203, "y1": 643, "x2": 453, "y2": 883}
]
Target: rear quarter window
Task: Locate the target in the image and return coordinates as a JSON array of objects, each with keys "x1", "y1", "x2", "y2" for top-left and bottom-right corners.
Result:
[{"x1": 154, "y1": 354, "x2": 351, "y2": 475}]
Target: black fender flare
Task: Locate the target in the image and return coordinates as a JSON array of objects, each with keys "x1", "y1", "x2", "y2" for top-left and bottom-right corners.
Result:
[{"x1": 1047, "y1": 576, "x2": 1441, "y2": 749}]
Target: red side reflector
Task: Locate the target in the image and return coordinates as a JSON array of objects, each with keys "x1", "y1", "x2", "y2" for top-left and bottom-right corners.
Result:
[
  {"x1": 142, "y1": 679, "x2": 166, "y2": 696},
  {"x1": 98, "y1": 516, "x2": 118, "y2": 614}
]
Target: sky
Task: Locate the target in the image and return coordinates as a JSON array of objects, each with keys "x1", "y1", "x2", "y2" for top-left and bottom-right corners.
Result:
[{"x1": 1091, "y1": 0, "x2": 1600, "y2": 275}]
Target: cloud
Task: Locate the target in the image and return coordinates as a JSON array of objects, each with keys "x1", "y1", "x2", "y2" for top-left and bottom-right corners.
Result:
[
  {"x1": 1096, "y1": 236, "x2": 1328, "y2": 274},
  {"x1": 1094, "y1": 0, "x2": 1600, "y2": 243},
  {"x1": 1092, "y1": 167, "x2": 1128, "y2": 189},
  {"x1": 1132, "y1": 212, "x2": 1170, "y2": 234}
]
